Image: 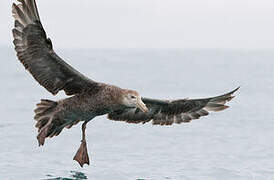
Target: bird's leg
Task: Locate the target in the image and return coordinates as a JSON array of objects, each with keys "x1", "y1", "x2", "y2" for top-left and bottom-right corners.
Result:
[{"x1": 73, "y1": 121, "x2": 90, "y2": 167}]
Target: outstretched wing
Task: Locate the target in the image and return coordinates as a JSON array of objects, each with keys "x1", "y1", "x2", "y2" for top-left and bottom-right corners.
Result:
[
  {"x1": 108, "y1": 87, "x2": 239, "y2": 125},
  {"x1": 12, "y1": 0, "x2": 98, "y2": 95}
]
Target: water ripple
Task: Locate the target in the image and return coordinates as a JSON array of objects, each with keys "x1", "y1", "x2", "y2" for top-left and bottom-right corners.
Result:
[{"x1": 45, "y1": 171, "x2": 87, "y2": 180}]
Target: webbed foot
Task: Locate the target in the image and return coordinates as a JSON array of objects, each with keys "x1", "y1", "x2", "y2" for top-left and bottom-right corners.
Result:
[{"x1": 73, "y1": 140, "x2": 90, "y2": 167}]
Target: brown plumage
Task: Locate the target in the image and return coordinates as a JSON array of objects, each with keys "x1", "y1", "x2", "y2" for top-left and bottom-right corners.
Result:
[{"x1": 12, "y1": 0, "x2": 239, "y2": 167}]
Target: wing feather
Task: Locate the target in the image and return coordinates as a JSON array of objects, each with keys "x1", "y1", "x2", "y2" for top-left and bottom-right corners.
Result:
[
  {"x1": 12, "y1": 0, "x2": 98, "y2": 95},
  {"x1": 108, "y1": 87, "x2": 239, "y2": 125}
]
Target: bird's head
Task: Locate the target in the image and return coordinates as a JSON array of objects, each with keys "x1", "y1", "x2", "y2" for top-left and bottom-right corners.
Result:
[{"x1": 121, "y1": 90, "x2": 148, "y2": 112}]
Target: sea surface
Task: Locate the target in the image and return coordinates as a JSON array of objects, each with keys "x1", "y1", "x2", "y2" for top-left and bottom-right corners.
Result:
[{"x1": 0, "y1": 47, "x2": 274, "y2": 180}]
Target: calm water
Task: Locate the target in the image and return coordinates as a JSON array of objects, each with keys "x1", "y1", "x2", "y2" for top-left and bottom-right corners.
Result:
[{"x1": 0, "y1": 47, "x2": 274, "y2": 180}]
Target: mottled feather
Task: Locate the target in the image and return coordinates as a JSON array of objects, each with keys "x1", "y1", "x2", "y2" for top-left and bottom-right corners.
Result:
[
  {"x1": 108, "y1": 87, "x2": 239, "y2": 125},
  {"x1": 12, "y1": 0, "x2": 98, "y2": 95}
]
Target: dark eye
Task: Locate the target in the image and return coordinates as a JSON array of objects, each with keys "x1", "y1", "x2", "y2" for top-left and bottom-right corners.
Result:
[{"x1": 131, "y1": 95, "x2": 136, "y2": 99}]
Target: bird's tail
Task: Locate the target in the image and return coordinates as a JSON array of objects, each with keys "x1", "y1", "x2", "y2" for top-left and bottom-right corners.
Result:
[
  {"x1": 204, "y1": 87, "x2": 240, "y2": 112},
  {"x1": 34, "y1": 99, "x2": 80, "y2": 146},
  {"x1": 34, "y1": 99, "x2": 59, "y2": 146}
]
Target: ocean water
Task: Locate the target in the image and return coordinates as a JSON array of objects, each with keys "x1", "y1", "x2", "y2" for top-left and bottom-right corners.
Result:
[{"x1": 0, "y1": 47, "x2": 274, "y2": 180}]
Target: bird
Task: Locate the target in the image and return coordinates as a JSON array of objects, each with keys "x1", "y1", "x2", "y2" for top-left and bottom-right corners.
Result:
[{"x1": 12, "y1": 0, "x2": 239, "y2": 167}]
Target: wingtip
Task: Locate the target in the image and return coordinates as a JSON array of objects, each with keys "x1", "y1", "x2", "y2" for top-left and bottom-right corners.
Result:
[
  {"x1": 227, "y1": 86, "x2": 240, "y2": 96},
  {"x1": 235, "y1": 86, "x2": 241, "y2": 92},
  {"x1": 12, "y1": 3, "x2": 17, "y2": 13}
]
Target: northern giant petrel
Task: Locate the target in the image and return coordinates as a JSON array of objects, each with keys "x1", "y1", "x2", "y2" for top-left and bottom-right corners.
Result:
[{"x1": 12, "y1": 0, "x2": 239, "y2": 167}]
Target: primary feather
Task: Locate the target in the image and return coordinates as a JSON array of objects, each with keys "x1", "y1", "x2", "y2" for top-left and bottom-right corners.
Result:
[
  {"x1": 12, "y1": 0, "x2": 98, "y2": 96},
  {"x1": 108, "y1": 87, "x2": 239, "y2": 125}
]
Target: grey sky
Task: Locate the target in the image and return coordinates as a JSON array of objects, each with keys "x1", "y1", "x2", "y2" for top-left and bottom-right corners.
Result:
[{"x1": 1, "y1": 0, "x2": 274, "y2": 49}]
